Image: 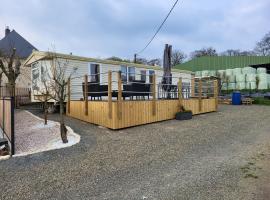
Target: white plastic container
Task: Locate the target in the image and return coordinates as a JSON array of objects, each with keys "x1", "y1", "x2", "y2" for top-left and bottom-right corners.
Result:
[
  {"x1": 228, "y1": 75, "x2": 236, "y2": 83},
  {"x1": 228, "y1": 82, "x2": 236, "y2": 90},
  {"x1": 245, "y1": 82, "x2": 256, "y2": 90},
  {"x1": 217, "y1": 70, "x2": 225, "y2": 78},
  {"x1": 257, "y1": 67, "x2": 267, "y2": 74},
  {"x1": 236, "y1": 82, "x2": 246, "y2": 90},
  {"x1": 201, "y1": 70, "x2": 209, "y2": 77},
  {"x1": 233, "y1": 68, "x2": 242, "y2": 75},
  {"x1": 236, "y1": 74, "x2": 246, "y2": 82},
  {"x1": 225, "y1": 69, "x2": 233, "y2": 76},
  {"x1": 221, "y1": 84, "x2": 227, "y2": 91},
  {"x1": 208, "y1": 70, "x2": 216, "y2": 77},
  {"x1": 257, "y1": 73, "x2": 268, "y2": 90},
  {"x1": 246, "y1": 74, "x2": 256, "y2": 82},
  {"x1": 195, "y1": 71, "x2": 202, "y2": 77},
  {"x1": 242, "y1": 67, "x2": 256, "y2": 74},
  {"x1": 268, "y1": 74, "x2": 270, "y2": 89}
]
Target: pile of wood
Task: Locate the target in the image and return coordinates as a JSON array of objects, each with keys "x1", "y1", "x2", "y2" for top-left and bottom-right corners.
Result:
[
  {"x1": 242, "y1": 98, "x2": 254, "y2": 105},
  {"x1": 219, "y1": 97, "x2": 232, "y2": 105}
]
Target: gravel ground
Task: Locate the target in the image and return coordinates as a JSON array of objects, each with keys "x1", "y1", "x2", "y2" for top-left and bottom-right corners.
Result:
[
  {"x1": 0, "y1": 105, "x2": 270, "y2": 200},
  {"x1": 14, "y1": 110, "x2": 80, "y2": 156}
]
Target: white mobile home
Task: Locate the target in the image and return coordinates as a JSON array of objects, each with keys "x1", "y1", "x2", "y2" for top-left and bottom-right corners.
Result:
[{"x1": 24, "y1": 51, "x2": 194, "y2": 103}]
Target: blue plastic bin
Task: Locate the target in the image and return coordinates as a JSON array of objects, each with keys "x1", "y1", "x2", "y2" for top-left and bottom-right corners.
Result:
[{"x1": 232, "y1": 92, "x2": 242, "y2": 105}]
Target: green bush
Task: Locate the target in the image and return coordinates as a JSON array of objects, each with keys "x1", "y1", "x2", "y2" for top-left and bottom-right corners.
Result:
[{"x1": 253, "y1": 97, "x2": 270, "y2": 106}]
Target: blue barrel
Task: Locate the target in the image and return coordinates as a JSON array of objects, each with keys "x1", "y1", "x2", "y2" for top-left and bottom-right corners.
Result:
[{"x1": 232, "y1": 92, "x2": 242, "y2": 105}]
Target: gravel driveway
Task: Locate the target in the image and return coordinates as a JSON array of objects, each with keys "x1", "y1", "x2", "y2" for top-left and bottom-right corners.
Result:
[{"x1": 0, "y1": 105, "x2": 270, "y2": 200}]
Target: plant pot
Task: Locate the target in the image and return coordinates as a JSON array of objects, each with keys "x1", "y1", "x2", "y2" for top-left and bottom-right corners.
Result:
[{"x1": 175, "y1": 111, "x2": 193, "y2": 120}]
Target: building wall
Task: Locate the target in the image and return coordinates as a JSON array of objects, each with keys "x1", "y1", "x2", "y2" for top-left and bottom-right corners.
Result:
[{"x1": 0, "y1": 58, "x2": 31, "y2": 89}]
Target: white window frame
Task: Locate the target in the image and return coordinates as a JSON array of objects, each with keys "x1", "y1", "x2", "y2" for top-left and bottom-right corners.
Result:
[
  {"x1": 88, "y1": 62, "x2": 101, "y2": 83},
  {"x1": 127, "y1": 66, "x2": 135, "y2": 82}
]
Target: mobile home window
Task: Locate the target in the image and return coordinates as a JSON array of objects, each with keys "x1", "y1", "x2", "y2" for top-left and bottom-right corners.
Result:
[
  {"x1": 121, "y1": 66, "x2": 127, "y2": 82},
  {"x1": 89, "y1": 64, "x2": 100, "y2": 82},
  {"x1": 141, "y1": 70, "x2": 146, "y2": 82},
  {"x1": 149, "y1": 70, "x2": 155, "y2": 83},
  {"x1": 128, "y1": 67, "x2": 135, "y2": 82},
  {"x1": 32, "y1": 62, "x2": 40, "y2": 90}
]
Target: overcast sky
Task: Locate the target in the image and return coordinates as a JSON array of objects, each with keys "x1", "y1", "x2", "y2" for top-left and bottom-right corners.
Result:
[{"x1": 0, "y1": 0, "x2": 269, "y2": 60}]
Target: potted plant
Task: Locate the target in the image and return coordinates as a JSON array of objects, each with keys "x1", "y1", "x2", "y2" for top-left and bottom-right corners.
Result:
[{"x1": 175, "y1": 106, "x2": 193, "y2": 120}]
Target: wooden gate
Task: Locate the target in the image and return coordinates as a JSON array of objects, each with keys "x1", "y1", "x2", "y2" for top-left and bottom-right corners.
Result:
[{"x1": 0, "y1": 97, "x2": 15, "y2": 155}]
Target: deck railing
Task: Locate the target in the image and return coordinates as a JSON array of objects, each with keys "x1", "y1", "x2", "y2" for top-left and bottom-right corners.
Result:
[{"x1": 67, "y1": 71, "x2": 218, "y2": 115}]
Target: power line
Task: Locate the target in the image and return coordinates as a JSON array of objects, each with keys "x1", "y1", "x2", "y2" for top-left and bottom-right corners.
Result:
[{"x1": 135, "y1": 0, "x2": 179, "y2": 56}]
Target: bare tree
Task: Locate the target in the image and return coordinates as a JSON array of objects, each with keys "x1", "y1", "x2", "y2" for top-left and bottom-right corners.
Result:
[
  {"x1": 190, "y1": 47, "x2": 218, "y2": 59},
  {"x1": 220, "y1": 49, "x2": 241, "y2": 56},
  {"x1": 32, "y1": 62, "x2": 53, "y2": 125},
  {"x1": 106, "y1": 56, "x2": 123, "y2": 62},
  {"x1": 0, "y1": 48, "x2": 21, "y2": 97},
  {"x1": 171, "y1": 50, "x2": 186, "y2": 66},
  {"x1": 49, "y1": 52, "x2": 77, "y2": 143},
  {"x1": 254, "y1": 32, "x2": 270, "y2": 56}
]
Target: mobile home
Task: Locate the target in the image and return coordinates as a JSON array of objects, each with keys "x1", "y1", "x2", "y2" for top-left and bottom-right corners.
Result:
[{"x1": 24, "y1": 51, "x2": 193, "y2": 102}]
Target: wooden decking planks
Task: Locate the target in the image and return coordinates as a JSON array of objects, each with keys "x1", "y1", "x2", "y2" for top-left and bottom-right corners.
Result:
[{"x1": 67, "y1": 98, "x2": 217, "y2": 129}]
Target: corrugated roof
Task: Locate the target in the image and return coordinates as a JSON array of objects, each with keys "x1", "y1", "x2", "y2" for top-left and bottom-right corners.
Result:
[
  {"x1": 24, "y1": 51, "x2": 194, "y2": 74},
  {"x1": 0, "y1": 30, "x2": 38, "y2": 58},
  {"x1": 174, "y1": 56, "x2": 270, "y2": 71}
]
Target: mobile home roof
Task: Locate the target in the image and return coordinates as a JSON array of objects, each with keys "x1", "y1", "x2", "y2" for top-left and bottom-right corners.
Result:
[{"x1": 24, "y1": 51, "x2": 194, "y2": 74}]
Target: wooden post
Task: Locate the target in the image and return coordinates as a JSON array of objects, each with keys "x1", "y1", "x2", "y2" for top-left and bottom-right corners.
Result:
[
  {"x1": 108, "y1": 71, "x2": 112, "y2": 119},
  {"x1": 178, "y1": 78, "x2": 183, "y2": 111},
  {"x1": 214, "y1": 79, "x2": 218, "y2": 111},
  {"x1": 84, "y1": 75, "x2": 88, "y2": 116},
  {"x1": 67, "y1": 78, "x2": 71, "y2": 114},
  {"x1": 117, "y1": 71, "x2": 122, "y2": 120},
  {"x1": 191, "y1": 75, "x2": 195, "y2": 98},
  {"x1": 152, "y1": 74, "x2": 156, "y2": 116},
  {"x1": 199, "y1": 79, "x2": 202, "y2": 112}
]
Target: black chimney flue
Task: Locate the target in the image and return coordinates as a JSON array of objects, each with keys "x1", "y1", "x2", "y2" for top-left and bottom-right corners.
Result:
[{"x1": 5, "y1": 26, "x2": 10, "y2": 36}]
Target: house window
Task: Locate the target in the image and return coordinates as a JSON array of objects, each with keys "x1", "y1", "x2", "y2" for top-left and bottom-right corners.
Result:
[
  {"x1": 121, "y1": 65, "x2": 127, "y2": 82},
  {"x1": 128, "y1": 67, "x2": 135, "y2": 82},
  {"x1": 149, "y1": 70, "x2": 155, "y2": 83},
  {"x1": 141, "y1": 70, "x2": 146, "y2": 82},
  {"x1": 89, "y1": 64, "x2": 99, "y2": 82}
]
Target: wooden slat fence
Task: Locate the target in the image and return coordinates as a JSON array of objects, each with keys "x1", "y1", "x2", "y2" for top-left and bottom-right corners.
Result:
[
  {"x1": 0, "y1": 86, "x2": 31, "y2": 106},
  {"x1": 0, "y1": 97, "x2": 15, "y2": 155}
]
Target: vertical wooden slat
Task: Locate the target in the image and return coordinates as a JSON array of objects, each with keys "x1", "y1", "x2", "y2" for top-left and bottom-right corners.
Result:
[
  {"x1": 199, "y1": 79, "x2": 202, "y2": 112},
  {"x1": 117, "y1": 71, "x2": 122, "y2": 120},
  {"x1": 67, "y1": 78, "x2": 71, "y2": 114},
  {"x1": 108, "y1": 71, "x2": 112, "y2": 119},
  {"x1": 152, "y1": 74, "x2": 156, "y2": 115},
  {"x1": 214, "y1": 79, "x2": 218, "y2": 111},
  {"x1": 178, "y1": 78, "x2": 183, "y2": 111},
  {"x1": 191, "y1": 75, "x2": 195, "y2": 98},
  {"x1": 84, "y1": 75, "x2": 88, "y2": 116}
]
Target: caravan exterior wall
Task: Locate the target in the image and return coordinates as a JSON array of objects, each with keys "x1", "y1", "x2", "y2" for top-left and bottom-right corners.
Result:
[{"x1": 29, "y1": 53, "x2": 193, "y2": 102}]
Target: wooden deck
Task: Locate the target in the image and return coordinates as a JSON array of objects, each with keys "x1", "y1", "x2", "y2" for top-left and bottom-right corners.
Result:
[{"x1": 67, "y1": 98, "x2": 217, "y2": 129}]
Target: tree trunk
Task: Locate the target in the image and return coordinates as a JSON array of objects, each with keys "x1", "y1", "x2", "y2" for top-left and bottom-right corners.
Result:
[
  {"x1": 7, "y1": 81, "x2": 17, "y2": 107},
  {"x1": 44, "y1": 100, "x2": 48, "y2": 125},
  {"x1": 59, "y1": 99, "x2": 68, "y2": 143}
]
